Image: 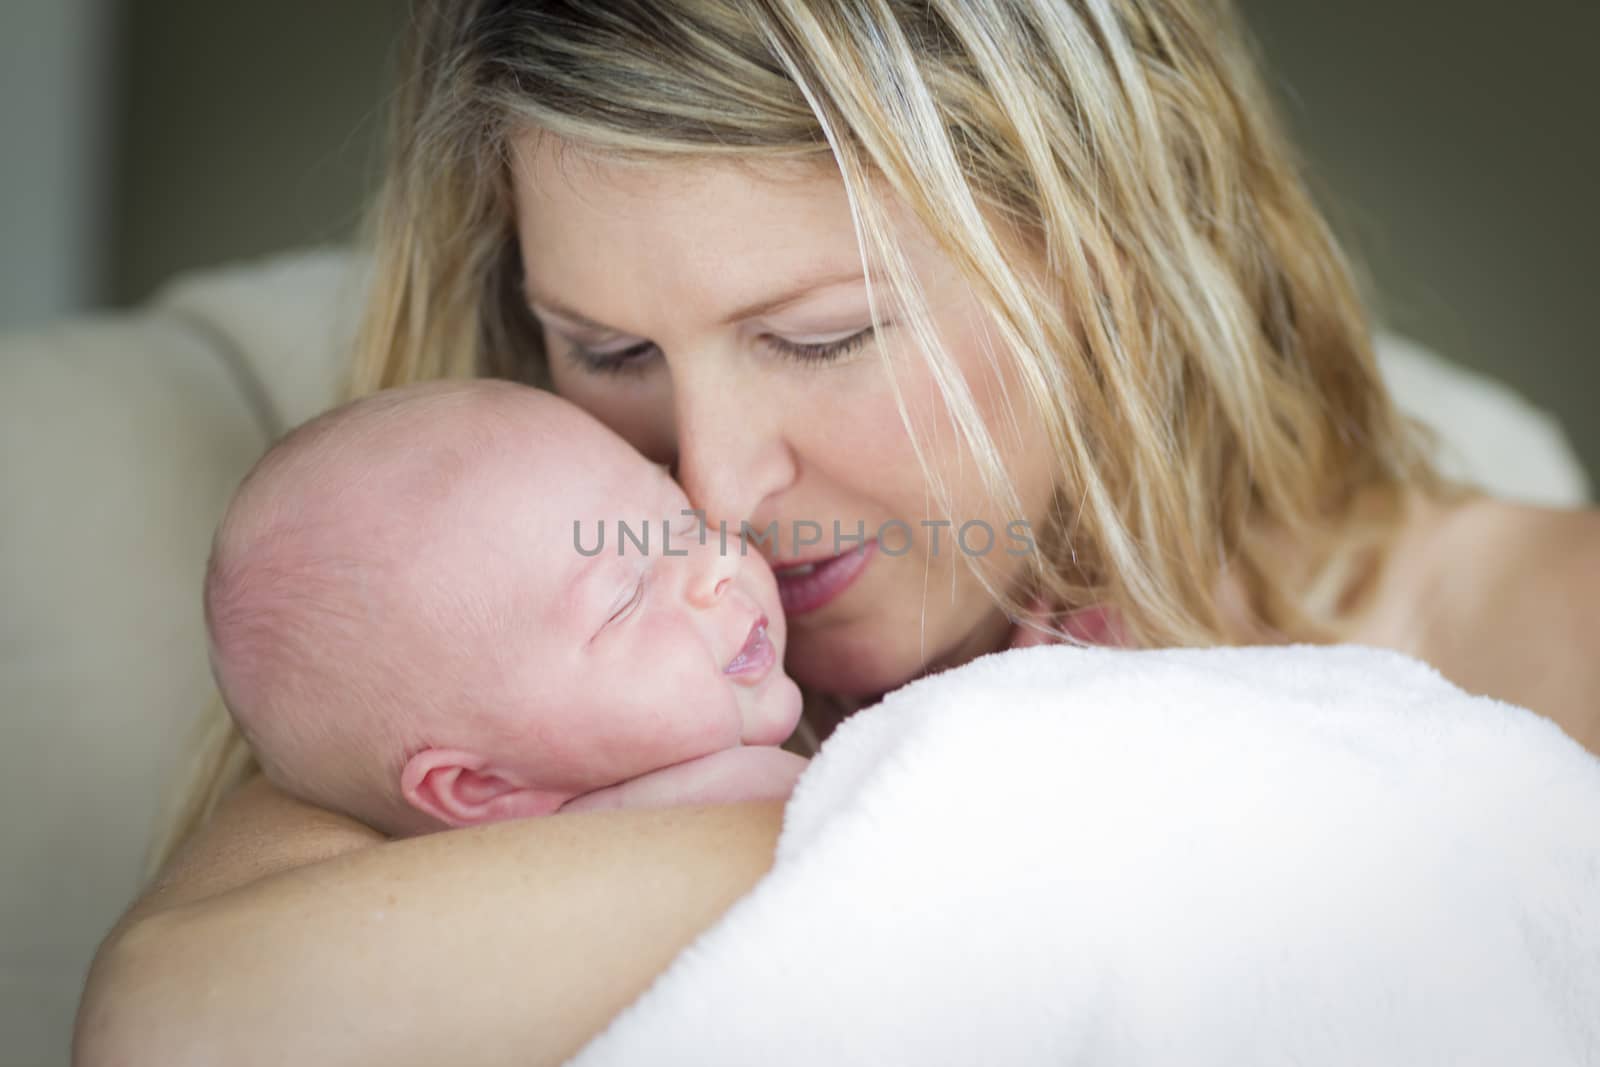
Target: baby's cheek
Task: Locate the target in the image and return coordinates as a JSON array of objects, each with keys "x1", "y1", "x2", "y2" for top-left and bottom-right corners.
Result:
[
  {"x1": 639, "y1": 622, "x2": 744, "y2": 760},
  {"x1": 674, "y1": 674, "x2": 746, "y2": 757}
]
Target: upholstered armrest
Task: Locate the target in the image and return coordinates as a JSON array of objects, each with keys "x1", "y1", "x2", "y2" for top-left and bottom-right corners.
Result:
[
  {"x1": 0, "y1": 248, "x2": 361, "y2": 1065},
  {"x1": 0, "y1": 310, "x2": 269, "y2": 1057}
]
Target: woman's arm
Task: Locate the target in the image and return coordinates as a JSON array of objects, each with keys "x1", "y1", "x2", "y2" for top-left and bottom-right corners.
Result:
[{"x1": 75, "y1": 774, "x2": 785, "y2": 1067}]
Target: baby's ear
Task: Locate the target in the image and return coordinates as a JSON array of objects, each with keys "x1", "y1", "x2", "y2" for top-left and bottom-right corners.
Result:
[{"x1": 400, "y1": 748, "x2": 571, "y2": 828}]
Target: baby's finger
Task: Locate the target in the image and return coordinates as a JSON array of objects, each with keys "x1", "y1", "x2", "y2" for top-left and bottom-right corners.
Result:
[{"x1": 559, "y1": 747, "x2": 810, "y2": 814}]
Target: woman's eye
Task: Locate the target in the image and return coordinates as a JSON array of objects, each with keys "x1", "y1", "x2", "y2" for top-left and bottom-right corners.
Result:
[
  {"x1": 569, "y1": 340, "x2": 659, "y2": 377},
  {"x1": 568, "y1": 324, "x2": 884, "y2": 376},
  {"x1": 765, "y1": 325, "x2": 879, "y2": 365}
]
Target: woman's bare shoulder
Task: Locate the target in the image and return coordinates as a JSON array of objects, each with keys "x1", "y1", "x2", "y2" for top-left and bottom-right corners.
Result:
[{"x1": 1405, "y1": 493, "x2": 1600, "y2": 752}]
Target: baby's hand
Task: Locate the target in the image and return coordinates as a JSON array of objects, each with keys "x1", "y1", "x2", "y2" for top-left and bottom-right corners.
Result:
[{"x1": 557, "y1": 747, "x2": 810, "y2": 814}]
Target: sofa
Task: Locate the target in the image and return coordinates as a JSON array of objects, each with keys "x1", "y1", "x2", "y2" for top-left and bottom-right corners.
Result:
[{"x1": 0, "y1": 247, "x2": 1590, "y2": 1066}]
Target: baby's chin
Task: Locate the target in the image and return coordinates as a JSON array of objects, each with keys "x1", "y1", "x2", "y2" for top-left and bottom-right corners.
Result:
[{"x1": 745, "y1": 670, "x2": 805, "y2": 748}]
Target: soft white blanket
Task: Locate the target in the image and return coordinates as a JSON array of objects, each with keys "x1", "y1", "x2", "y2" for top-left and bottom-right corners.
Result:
[{"x1": 571, "y1": 645, "x2": 1600, "y2": 1066}]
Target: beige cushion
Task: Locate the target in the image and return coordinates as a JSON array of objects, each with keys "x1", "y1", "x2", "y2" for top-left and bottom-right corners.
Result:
[
  {"x1": 1, "y1": 312, "x2": 269, "y2": 1060},
  {"x1": 156, "y1": 246, "x2": 365, "y2": 434},
  {"x1": 1377, "y1": 332, "x2": 1591, "y2": 507},
  {"x1": 0, "y1": 246, "x2": 1588, "y2": 1065},
  {"x1": 0, "y1": 249, "x2": 356, "y2": 1066}
]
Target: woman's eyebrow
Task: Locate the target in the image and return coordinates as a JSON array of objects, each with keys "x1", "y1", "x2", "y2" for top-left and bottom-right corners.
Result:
[{"x1": 525, "y1": 268, "x2": 867, "y2": 332}]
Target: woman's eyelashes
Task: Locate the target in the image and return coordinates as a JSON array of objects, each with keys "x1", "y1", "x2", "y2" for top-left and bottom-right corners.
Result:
[
  {"x1": 564, "y1": 325, "x2": 883, "y2": 377},
  {"x1": 571, "y1": 339, "x2": 655, "y2": 376},
  {"x1": 766, "y1": 326, "x2": 879, "y2": 366}
]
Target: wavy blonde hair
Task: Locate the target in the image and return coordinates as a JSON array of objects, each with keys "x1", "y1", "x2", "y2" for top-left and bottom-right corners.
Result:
[{"x1": 153, "y1": 0, "x2": 1443, "y2": 872}]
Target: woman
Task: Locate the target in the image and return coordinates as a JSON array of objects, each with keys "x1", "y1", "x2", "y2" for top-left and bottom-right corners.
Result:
[{"x1": 75, "y1": 1, "x2": 1599, "y2": 1063}]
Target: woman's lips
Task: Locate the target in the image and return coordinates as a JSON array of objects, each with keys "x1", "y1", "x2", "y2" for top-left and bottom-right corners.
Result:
[
  {"x1": 724, "y1": 616, "x2": 775, "y2": 685},
  {"x1": 774, "y1": 540, "x2": 877, "y2": 616}
]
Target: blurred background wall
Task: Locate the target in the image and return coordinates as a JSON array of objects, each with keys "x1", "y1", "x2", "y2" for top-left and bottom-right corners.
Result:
[
  {"x1": 1240, "y1": 0, "x2": 1598, "y2": 482},
  {"x1": 0, "y1": 0, "x2": 1593, "y2": 474},
  {"x1": 0, "y1": 0, "x2": 120, "y2": 328},
  {"x1": 107, "y1": 0, "x2": 405, "y2": 306}
]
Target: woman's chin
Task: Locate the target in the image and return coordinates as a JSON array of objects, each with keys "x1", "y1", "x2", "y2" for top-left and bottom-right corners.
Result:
[
  {"x1": 784, "y1": 624, "x2": 946, "y2": 700},
  {"x1": 785, "y1": 603, "x2": 1015, "y2": 699}
]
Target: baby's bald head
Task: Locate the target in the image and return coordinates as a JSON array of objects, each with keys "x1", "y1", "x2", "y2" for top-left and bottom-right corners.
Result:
[{"x1": 205, "y1": 380, "x2": 604, "y2": 834}]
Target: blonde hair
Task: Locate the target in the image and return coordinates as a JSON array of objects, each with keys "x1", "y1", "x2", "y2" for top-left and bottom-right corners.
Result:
[{"x1": 152, "y1": 0, "x2": 1442, "y2": 871}]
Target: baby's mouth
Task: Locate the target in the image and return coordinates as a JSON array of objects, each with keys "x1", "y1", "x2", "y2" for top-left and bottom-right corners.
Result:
[{"x1": 723, "y1": 615, "x2": 775, "y2": 684}]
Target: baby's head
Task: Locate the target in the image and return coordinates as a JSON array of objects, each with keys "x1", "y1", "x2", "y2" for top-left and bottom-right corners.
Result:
[{"x1": 205, "y1": 380, "x2": 801, "y2": 835}]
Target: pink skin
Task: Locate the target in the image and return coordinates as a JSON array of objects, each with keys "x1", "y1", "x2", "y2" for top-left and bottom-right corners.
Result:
[
  {"x1": 397, "y1": 390, "x2": 805, "y2": 828},
  {"x1": 513, "y1": 140, "x2": 1062, "y2": 705},
  {"x1": 1008, "y1": 598, "x2": 1128, "y2": 649}
]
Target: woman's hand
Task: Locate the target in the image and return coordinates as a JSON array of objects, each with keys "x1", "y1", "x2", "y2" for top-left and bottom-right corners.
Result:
[{"x1": 75, "y1": 774, "x2": 785, "y2": 1067}]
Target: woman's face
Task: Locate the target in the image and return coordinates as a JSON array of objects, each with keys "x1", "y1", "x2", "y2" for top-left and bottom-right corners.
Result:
[{"x1": 511, "y1": 137, "x2": 1056, "y2": 698}]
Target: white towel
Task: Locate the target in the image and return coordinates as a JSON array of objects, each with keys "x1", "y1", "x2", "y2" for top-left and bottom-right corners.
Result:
[{"x1": 570, "y1": 644, "x2": 1600, "y2": 1066}]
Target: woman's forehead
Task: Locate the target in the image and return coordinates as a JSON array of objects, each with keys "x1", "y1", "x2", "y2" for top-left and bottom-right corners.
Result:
[
  {"x1": 509, "y1": 137, "x2": 950, "y2": 337},
  {"x1": 511, "y1": 129, "x2": 831, "y2": 206},
  {"x1": 516, "y1": 141, "x2": 857, "y2": 264}
]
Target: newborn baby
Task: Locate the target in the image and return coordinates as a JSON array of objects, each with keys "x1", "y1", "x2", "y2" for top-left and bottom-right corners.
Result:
[{"x1": 204, "y1": 380, "x2": 805, "y2": 837}]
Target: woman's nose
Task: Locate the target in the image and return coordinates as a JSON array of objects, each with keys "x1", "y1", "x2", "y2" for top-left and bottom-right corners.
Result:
[{"x1": 669, "y1": 373, "x2": 795, "y2": 536}]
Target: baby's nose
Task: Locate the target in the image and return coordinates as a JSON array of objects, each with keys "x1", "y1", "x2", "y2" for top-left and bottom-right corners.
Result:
[{"x1": 686, "y1": 534, "x2": 740, "y2": 608}]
